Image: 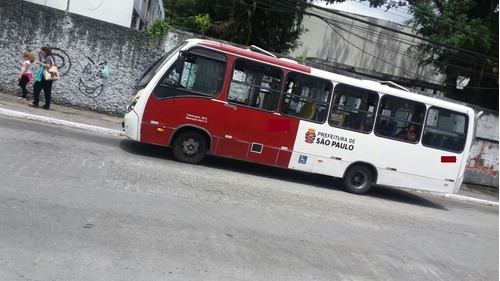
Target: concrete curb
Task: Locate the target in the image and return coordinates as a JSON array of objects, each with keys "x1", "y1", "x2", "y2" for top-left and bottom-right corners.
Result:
[
  {"x1": 0, "y1": 108, "x2": 123, "y2": 137},
  {"x1": 442, "y1": 193, "x2": 499, "y2": 207}
]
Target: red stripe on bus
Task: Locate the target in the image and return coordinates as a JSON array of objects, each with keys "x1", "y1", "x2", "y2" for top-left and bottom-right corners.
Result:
[{"x1": 441, "y1": 156, "x2": 456, "y2": 163}]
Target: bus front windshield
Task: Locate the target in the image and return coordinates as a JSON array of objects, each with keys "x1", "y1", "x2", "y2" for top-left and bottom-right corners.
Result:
[{"x1": 136, "y1": 42, "x2": 186, "y2": 88}]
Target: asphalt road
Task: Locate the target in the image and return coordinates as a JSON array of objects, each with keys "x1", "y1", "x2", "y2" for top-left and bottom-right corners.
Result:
[{"x1": 0, "y1": 116, "x2": 498, "y2": 281}]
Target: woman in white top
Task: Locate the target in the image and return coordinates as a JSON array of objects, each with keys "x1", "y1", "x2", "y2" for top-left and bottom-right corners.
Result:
[{"x1": 17, "y1": 51, "x2": 35, "y2": 100}]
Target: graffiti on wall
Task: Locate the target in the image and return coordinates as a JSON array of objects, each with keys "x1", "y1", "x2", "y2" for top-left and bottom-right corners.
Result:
[
  {"x1": 47, "y1": 47, "x2": 108, "y2": 98},
  {"x1": 50, "y1": 47, "x2": 71, "y2": 77},
  {"x1": 466, "y1": 140, "x2": 499, "y2": 181},
  {"x1": 78, "y1": 57, "x2": 108, "y2": 98}
]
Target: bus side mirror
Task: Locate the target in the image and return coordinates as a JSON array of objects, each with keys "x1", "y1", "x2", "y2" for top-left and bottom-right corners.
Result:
[{"x1": 175, "y1": 57, "x2": 185, "y2": 74}]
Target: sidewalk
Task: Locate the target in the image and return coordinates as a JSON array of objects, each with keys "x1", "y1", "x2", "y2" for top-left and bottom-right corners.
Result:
[
  {"x1": 0, "y1": 91, "x2": 122, "y2": 135},
  {"x1": 0, "y1": 91, "x2": 498, "y2": 206}
]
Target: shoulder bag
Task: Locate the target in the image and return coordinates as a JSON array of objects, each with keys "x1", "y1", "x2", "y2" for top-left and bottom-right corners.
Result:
[{"x1": 43, "y1": 65, "x2": 59, "y2": 80}]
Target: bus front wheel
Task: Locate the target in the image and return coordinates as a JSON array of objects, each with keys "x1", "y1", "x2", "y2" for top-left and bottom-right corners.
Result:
[
  {"x1": 344, "y1": 165, "x2": 373, "y2": 194},
  {"x1": 172, "y1": 131, "x2": 207, "y2": 164}
]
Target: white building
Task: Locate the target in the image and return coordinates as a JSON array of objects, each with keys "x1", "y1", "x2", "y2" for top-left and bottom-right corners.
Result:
[
  {"x1": 292, "y1": 7, "x2": 444, "y2": 93},
  {"x1": 24, "y1": 0, "x2": 164, "y2": 30}
]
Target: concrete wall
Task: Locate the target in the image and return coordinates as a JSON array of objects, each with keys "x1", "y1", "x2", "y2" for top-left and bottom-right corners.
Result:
[
  {"x1": 0, "y1": 0, "x2": 192, "y2": 115},
  {"x1": 464, "y1": 113, "x2": 499, "y2": 187}
]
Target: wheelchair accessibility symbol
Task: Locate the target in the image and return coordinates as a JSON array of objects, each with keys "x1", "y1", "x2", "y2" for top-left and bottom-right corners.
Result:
[{"x1": 298, "y1": 155, "x2": 308, "y2": 164}]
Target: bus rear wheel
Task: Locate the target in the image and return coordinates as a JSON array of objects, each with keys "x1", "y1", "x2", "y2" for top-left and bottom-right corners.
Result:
[
  {"x1": 172, "y1": 131, "x2": 207, "y2": 164},
  {"x1": 344, "y1": 165, "x2": 373, "y2": 194}
]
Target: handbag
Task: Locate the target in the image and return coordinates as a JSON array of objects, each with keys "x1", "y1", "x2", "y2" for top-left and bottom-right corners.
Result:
[
  {"x1": 43, "y1": 65, "x2": 59, "y2": 80},
  {"x1": 35, "y1": 66, "x2": 44, "y2": 82}
]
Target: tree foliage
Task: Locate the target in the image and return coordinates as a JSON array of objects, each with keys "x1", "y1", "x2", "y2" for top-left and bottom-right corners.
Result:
[
  {"x1": 326, "y1": 0, "x2": 499, "y2": 109},
  {"x1": 164, "y1": 0, "x2": 310, "y2": 54},
  {"x1": 147, "y1": 19, "x2": 171, "y2": 46},
  {"x1": 195, "y1": 14, "x2": 211, "y2": 35},
  {"x1": 164, "y1": 0, "x2": 199, "y2": 32}
]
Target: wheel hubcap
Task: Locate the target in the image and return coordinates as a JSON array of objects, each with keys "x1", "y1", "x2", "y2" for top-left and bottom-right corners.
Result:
[
  {"x1": 181, "y1": 138, "x2": 199, "y2": 156},
  {"x1": 351, "y1": 171, "x2": 367, "y2": 189}
]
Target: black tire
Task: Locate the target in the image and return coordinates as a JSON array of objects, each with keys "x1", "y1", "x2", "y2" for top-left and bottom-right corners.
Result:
[
  {"x1": 172, "y1": 131, "x2": 207, "y2": 164},
  {"x1": 344, "y1": 165, "x2": 373, "y2": 194}
]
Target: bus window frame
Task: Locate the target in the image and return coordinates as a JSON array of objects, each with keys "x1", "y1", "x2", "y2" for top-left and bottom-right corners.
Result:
[
  {"x1": 227, "y1": 58, "x2": 284, "y2": 113},
  {"x1": 374, "y1": 94, "x2": 426, "y2": 144},
  {"x1": 153, "y1": 47, "x2": 228, "y2": 100},
  {"x1": 421, "y1": 106, "x2": 469, "y2": 153},
  {"x1": 136, "y1": 41, "x2": 186, "y2": 88},
  {"x1": 328, "y1": 83, "x2": 379, "y2": 133},
  {"x1": 280, "y1": 72, "x2": 333, "y2": 124}
]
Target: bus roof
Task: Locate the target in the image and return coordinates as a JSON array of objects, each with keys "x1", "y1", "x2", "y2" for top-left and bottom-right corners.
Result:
[{"x1": 197, "y1": 40, "x2": 312, "y2": 74}]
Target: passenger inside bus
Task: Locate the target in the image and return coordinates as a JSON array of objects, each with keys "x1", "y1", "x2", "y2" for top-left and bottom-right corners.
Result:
[
  {"x1": 376, "y1": 119, "x2": 397, "y2": 137},
  {"x1": 397, "y1": 124, "x2": 417, "y2": 141}
]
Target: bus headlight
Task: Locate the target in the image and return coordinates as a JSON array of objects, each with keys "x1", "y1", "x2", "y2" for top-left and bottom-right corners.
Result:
[{"x1": 126, "y1": 89, "x2": 144, "y2": 113}]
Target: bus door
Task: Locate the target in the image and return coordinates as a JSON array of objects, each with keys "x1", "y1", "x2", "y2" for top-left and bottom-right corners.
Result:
[{"x1": 216, "y1": 58, "x2": 292, "y2": 166}]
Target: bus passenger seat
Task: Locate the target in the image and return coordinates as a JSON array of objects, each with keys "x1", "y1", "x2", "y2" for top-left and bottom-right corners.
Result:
[{"x1": 298, "y1": 102, "x2": 316, "y2": 120}]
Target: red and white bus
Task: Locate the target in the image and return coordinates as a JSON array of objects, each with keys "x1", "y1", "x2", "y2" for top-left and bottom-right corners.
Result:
[{"x1": 123, "y1": 39, "x2": 475, "y2": 194}]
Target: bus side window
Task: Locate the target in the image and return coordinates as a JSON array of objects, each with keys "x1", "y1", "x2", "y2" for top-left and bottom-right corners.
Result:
[
  {"x1": 329, "y1": 84, "x2": 378, "y2": 133},
  {"x1": 228, "y1": 59, "x2": 282, "y2": 111},
  {"x1": 280, "y1": 72, "x2": 332, "y2": 123},
  {"x1": 155, "y1": 48, "x2": 227, "y2": 99},
  {"x1": 374, "y1": 95, "x2": 425, "y2": 143},
  {"x1": 422, "y1": 107, "x2": 468, "y2": 153}
]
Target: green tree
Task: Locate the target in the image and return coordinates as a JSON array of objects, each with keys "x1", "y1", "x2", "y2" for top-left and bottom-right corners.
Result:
[
  {"x1": 164, "y1": 0, "x2": 198, "y2": 32},
  {"x1": 147, "y1": 19, "x2": 171, "y2": 46},
  {"x1": 164, "y1": 0, "x2": 311, "y2": 54},
  {"x1": 195, "y1": 13, "x2": 211, "y2": 35},
  {"x1": 197, "y1": 0, "x2": 307, "y2": 54},
  {"x1": 405, "y1": 0, "x2": 498, "y2": 109}
]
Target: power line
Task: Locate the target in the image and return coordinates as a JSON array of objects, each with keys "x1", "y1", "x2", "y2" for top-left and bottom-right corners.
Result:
[
  {"x1": 227, "y1": 0, "x2": 499, "y2": 84},
  {"x1": 325, "y1": 18, "x2": 500, "y2": 80},
  {"x1": 320, "y1": 16, "x2": 499, "y2": 78},
  {"x1": 295, "y1": 0, "x2": 499, "y2": 63}
]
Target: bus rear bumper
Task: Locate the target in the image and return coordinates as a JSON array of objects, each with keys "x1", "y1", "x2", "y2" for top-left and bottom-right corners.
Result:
[{"x1": 123, "y1": 110, "x2": 140, "y2": 141}]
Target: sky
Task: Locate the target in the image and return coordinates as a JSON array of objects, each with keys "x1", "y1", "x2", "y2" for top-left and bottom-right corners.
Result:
[{"x1": 314, "y1": 0, "x2": 412, "y2": 24}]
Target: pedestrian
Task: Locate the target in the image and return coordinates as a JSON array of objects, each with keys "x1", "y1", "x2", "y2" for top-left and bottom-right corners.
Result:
[
  {"x1": 17, "y1": 51, "x2": 35, "y2": 100},
  {"x1": 28, "y1": 47, "x2": 55, "y2": 110}
]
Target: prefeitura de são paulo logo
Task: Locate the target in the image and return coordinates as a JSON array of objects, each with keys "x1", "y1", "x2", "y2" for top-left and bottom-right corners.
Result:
[{"x1": 305, "y1": 128, "x2": 316, "y2": 144}]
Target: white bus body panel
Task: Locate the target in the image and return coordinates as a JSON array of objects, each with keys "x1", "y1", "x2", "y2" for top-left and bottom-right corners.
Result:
[{"x1": 290, "y1": 117, "x2": 473, "y2": 193}]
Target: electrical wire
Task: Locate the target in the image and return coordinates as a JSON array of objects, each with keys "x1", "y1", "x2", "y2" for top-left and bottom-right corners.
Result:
[
  {"x1": 224, "y1": 0, "x2": 499, "y2": 88},
  {"x1": 276, "y1": 0, "x2": 498, "y2": 62}
]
